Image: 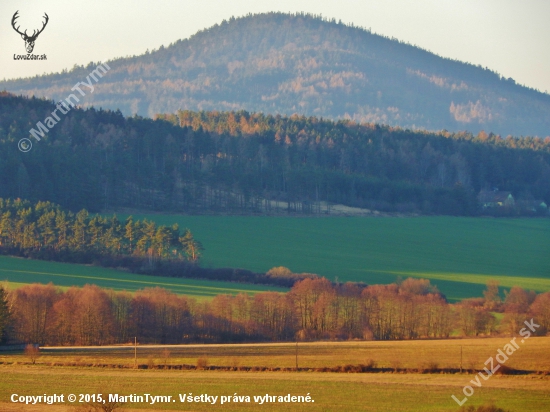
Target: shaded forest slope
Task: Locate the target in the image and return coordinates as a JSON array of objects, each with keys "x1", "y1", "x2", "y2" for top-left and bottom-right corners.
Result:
[{"x1": 1, "y1": 93, "x2": 549, "y2": 215}]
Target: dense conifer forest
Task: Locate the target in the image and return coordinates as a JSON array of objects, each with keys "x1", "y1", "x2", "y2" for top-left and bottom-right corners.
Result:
[{"x1": 1, "y1": 93, "x2": 549, "y2": 216}]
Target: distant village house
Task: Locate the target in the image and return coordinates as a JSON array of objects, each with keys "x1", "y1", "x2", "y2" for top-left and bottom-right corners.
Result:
[
  {"x1": 479, "y1": 190, "x2": 549, "y2": 214},
  {"x1": 478, "y1": 190, "x2": 515, "y2": 208}
]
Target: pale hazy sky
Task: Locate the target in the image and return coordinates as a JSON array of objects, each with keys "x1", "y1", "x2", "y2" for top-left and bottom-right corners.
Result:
[{"x1": 1, "y1": 0, "x2": 549, "y2": 94}]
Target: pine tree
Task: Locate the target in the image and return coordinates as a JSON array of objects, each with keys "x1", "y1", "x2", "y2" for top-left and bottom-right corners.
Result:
[
  {"x1": 179, "y1": 229, "x2": 204, "y2": 263},
  {"x1": 124, "y1": 216, "x2": 136, "y2": 254}
]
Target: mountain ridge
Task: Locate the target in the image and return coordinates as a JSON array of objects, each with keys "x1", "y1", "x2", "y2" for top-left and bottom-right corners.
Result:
[{"x1": 2, "y1": 12, "x2": 549, "y2": 137}]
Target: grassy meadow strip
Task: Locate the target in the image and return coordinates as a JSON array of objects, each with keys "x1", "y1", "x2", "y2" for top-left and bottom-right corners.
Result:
[
  {"x1": 0, "y1": 256, "x2": 286, "y2": 298},
  {"x1": 122, "y1": 215, "x2": 550, "y2": 300},
  {"x1": 0, "y1": 366, "x2": 549, "y2": 411}
]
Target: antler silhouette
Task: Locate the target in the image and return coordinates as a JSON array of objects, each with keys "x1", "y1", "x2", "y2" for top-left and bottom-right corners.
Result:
[
  {"x1": 29, "y1": 13, "x2": 49, "y2": 40},
  {"x1": 11, "y1": 11, "x2": 49, "y2": 53},
  {"x1": 11, "y1": 11, "x2": 26, "y2": 37}
]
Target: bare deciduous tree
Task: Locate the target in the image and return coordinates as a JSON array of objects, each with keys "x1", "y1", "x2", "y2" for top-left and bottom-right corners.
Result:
[{"x1": 24, "y1": 344, "x2": 40, "y2": 364}]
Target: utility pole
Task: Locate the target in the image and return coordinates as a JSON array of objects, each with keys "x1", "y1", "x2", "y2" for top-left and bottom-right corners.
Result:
[
  {"x1": 460, "y1": 345, "x2": 463, "y2": 374},
  {"x1": 134, "y1": 337, "x2": 137, "y2": 368},
  {"x1": 295, "y1": 340, "x2": 298, "y2": 371}
]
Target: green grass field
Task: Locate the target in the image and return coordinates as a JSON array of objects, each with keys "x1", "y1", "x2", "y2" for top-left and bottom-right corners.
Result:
[
  {"x1": 121, "y1": 215, "x2": 550, "y2": 301},
  {"x1": 1, "y1": 216, "x2": 548, "y2": 300},
  {"x1": 0, "y1": 256, "x2": 286, "y2": 298}
]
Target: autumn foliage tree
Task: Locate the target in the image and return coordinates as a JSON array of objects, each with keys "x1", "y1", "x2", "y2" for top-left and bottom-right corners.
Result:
[{"x1": 530, "y1": 292, "x2": 550, "y2": 335}]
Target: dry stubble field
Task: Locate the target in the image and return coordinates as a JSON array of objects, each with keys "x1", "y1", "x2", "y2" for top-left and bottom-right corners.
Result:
[{"x1": 1, "y1": 338, "x2": 550, "y2": 411}]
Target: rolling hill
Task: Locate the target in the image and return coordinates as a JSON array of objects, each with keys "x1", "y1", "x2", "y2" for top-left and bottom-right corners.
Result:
[
  {"x1": 2, "y1": 216, "x2": 548, "y2": 301},
  {"x1": 122, "y1": 214, "x2": 550, "y2": 301},
  {"x1": 1, "y1": 12, "x2": 550, "y2": 137}
]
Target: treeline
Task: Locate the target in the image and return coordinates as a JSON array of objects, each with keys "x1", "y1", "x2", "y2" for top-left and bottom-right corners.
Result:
[
  {"x1": 2, "y1": 93, "x2": 550, "y2": 215},
  {"x1": 1, "y1": 278, "x2": 548, "y2": 346}
]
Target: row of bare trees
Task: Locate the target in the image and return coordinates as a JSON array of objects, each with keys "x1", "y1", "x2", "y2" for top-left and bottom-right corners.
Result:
[
  {"x1": 457, "y1": 282, "x2": 550, "y2": 336},
  {"x1": 4, "y1": 279, "x2": 549, "y2": 346}
]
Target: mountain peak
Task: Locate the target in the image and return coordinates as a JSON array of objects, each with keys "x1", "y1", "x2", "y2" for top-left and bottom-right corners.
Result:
[{"x1": 2, "y1": 12, "x2": 549, "y2": 137}]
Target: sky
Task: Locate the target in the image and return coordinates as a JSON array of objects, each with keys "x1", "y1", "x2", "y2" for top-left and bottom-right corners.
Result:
[{"x1": 1, "y1": 0, "x2": 549, "y2": 94}]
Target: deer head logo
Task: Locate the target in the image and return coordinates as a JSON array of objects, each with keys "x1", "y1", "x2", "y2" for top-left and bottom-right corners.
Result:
[{"x1": 11, "y1": 11, "x2": 49, "y2": 54}]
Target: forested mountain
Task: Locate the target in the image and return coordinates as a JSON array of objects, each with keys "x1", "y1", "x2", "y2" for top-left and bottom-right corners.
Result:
[
  {"x1": 1, "y1": 92, "x2": 549, "y2": 215},
  {"x1": 2, "y1": 13, "x2": 550, "y2": 137}
]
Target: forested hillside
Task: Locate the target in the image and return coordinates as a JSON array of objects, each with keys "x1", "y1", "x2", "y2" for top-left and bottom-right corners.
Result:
[
  {"x1": 2, "y1": 13, "x2": 550, "y2": 137},
  {"x1": 2, "y1": 93, "x2": 549, "y2": 215}
]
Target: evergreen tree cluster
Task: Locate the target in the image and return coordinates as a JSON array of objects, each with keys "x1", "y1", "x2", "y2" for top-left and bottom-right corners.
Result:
[{"x1": 0, "y1": 198, "x2": 199, "y2": 264}]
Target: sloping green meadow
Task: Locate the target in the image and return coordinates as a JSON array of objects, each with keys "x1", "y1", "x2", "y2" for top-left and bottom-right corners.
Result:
[
  {"x1": 1, "y1": 216, "x2": 548, "y2": 301},
  {"x1": 0, "y1": 256, "x2": 286, "y2": 298},
  {"x1": 123, "y1": 215, "x2": 550, "y2": 301}
]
